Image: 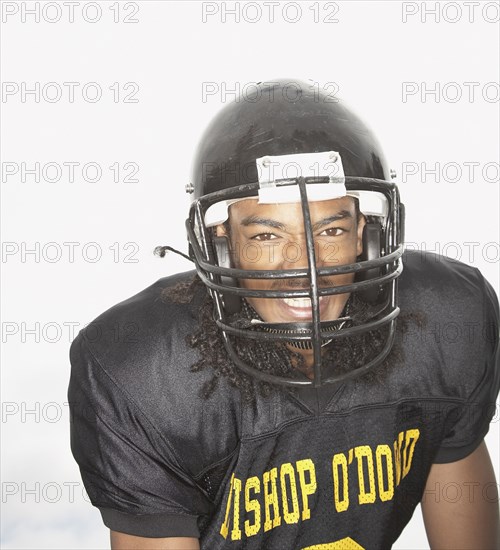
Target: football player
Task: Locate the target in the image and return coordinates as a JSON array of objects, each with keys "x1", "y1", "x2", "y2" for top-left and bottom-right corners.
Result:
[{"x1": 69, "y1": 80, "x2": 500, "y2": 549}]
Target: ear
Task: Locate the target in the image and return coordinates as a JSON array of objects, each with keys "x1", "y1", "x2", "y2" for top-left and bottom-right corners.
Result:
[
  {"x1": 215, "y1": 224, "x2": 227, "y2": 237},
  {"x1": 212, "y1": 226, "x2": 241, "y2": 315},
  {"x1": 356, "y1": 214, "x2": 366, "y2": 257}
]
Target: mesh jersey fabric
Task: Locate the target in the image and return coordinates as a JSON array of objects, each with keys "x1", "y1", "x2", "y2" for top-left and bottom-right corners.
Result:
[{"x1": 68, "y1": 250, "x2": 500, "y2": 549}]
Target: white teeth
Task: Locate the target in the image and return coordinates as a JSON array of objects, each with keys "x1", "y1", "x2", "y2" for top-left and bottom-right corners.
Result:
[{"x1": 283, "y1": 298, "x2": 312, "y2": 308}]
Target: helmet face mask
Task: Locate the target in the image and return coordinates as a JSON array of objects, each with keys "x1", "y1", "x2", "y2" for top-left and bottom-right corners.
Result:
[
  {"x1": 216, "y1": 194, "x2": 365, "y2": 328},
  {"x1": 186, "y1": 80, "x2": 404, "y2": 388}
]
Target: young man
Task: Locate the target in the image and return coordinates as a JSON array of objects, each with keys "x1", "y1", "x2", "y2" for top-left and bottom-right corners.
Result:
[{"x1": 69, "y1": 80, "x2": 500, "y2": 549}]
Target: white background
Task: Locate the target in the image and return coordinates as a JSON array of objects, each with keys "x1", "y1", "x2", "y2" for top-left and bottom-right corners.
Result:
[{"x1": 1, "y1": 1, "x2": 499, "y2": 548}]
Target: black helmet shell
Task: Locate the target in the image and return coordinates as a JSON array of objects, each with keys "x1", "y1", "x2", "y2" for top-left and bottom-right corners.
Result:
[{"x1": 191, "y1": 79, "x2": 390, "y2": 198}]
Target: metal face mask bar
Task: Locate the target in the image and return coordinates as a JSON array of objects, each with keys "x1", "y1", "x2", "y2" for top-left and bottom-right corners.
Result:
[{"x1": 186, "y1": 174, "x2": 404, "y2": 388}]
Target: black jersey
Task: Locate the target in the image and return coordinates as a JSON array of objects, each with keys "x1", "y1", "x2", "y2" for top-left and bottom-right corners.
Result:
[{"x1": 68, "y1": 251, "x2": 499, "y2": 549}]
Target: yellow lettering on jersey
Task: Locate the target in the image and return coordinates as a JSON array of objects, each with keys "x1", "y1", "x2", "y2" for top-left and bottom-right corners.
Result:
[
  {"x1": 244, "y1": 476, "x2": 261, "y2": 538},
  {"x1": 354, "y1": 445, "x2": 376, "y2": 504},
  {"x1": 375, "y1": 444, "x2": 394, "y2": 502},
  {"x1": 296, "y1": 458, "x2": 317, "y2": 520},
  {"x1": 220, "y1": 473, "x2": 235, "y2": 539},
  {"x1": 263, "y1": 467, "x2": 281, "y2": 531},
  {"x1": 230, "y1": 476, "x2": 242, "y2": 540},
  {"x1": 332, "y1": 452, "x2": 349, "y2": 512},
  {"x1": 402, "y1": 428, "x2": 420, "y2": 479},
  {"x1": 393, "y1": 431, "x2": 404, "y2": 486},
  {"x1": 348, "y1": 448, "x2": 354, "y2": 464},
  {"x1": 302, "y1": 536, "x2": 365, "y2": 549},
  {"x1": 280, "y1": 462, "x2": 300, "y2": 524}
]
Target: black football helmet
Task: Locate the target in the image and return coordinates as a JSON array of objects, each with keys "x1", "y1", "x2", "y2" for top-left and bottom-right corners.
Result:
[{"x1": 186, "y1": 79, "x2": 404, "y2": 388}]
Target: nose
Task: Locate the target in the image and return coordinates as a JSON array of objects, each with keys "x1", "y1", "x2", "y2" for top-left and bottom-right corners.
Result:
[{"x1": 280, "y1": 236, "x2": 323, "y2": 271}]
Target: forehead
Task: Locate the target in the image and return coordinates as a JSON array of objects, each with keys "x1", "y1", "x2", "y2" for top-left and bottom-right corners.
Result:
[{"x1": 228, "y1": 196, "x2": 357, "y2": 226}]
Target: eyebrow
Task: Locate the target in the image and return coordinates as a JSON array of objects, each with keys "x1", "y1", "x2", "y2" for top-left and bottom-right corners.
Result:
[
  {"x1": 239, "y1": 210, "x2": 353, "y2": 232},
  {"x1": 311, "y1": 211, "x2": 353, "y2": 231},
  {"x1": 240, "y1": 216, "x2": 286, "y2": 230}
]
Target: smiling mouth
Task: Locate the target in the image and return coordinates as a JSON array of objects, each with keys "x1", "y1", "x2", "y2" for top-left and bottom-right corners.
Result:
[
  {"x1": 278, "y1": 296, "x2": 328, "y2": 321},
  {"x1": 281, "y1": 296, "x2": 326, "y2": 310},
  {"x1": 283, "y1": 297, "x2": 314, "y2": 308}
]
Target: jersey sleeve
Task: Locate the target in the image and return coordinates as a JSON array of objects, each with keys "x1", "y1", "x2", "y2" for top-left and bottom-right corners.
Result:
[
  {"x1": 433, "y1": 272, "x2": 500, "y2": 463},
  {"x1": 68, "y1": 332, "x2": 213, "y2": 538}
]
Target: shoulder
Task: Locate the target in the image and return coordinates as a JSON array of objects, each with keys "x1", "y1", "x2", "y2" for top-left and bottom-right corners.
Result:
[
  {"x1": 69, "y1": 270, "x2": 211, "y2": 418},
  {"x1": 400, "y1": 249, "x2": 491, "y2": 294},
  {"x1": 69, "y1": 270, "x2": 207, "y2": 403},
  {"x1": 69, "y1": 270, "x2": 241, "y2": 473},
  {"x1": 399, "y1": 250, "x2": 499, "y2": 323},
  {"x1": 349, "y1": 251, "x2": 499, "y2": 401},
  {"x1": 72, "y1": 270, "x2": 203, "y2": 364},
  {"x1": 394, "y1": 251, "x2": 499, "y2": 398}
]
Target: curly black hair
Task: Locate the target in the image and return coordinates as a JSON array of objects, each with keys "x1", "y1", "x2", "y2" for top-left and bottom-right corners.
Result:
[{"x1": 161, "y1": 274, "x2": 425, "y2": 403}]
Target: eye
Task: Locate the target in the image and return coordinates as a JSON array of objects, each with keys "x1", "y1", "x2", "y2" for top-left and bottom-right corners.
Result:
[
  {"x1": 252, "y1": 233, "x2": 278, "y2": 241},
  {"x1": 319, "y1": 227, "x2": 345, "y2": 237}
]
